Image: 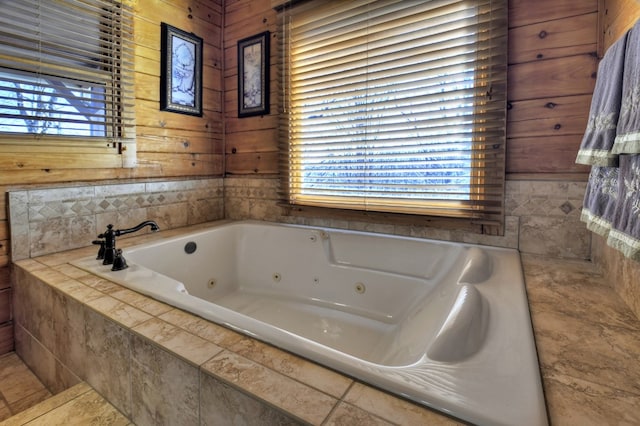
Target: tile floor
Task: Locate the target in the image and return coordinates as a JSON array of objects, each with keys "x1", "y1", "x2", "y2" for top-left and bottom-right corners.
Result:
[
  {"x1": 0, "y1": 353, "x2": 51, "y2": 421},
  {"x1": 0, "y1": 352, "x2": 130, "y2": 425}
]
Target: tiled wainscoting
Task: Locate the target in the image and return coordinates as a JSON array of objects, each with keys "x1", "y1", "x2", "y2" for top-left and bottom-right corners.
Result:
[
  {"x1": 224, "y1": 177, "x2": 591, "y2": 260},
  {"x1": 592, "y1": 234, "x2": 640, "y2": 320},
  {"x1": 9, "y1": 178, "x2": 224, "y2": 261}
]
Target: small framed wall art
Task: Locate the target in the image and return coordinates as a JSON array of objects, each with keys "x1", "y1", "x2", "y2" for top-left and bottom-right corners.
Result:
[
  {"x1": 237, "y1": 31, "x2": 270, "y2": 118},
  {"x1": 160, "y1": 22, "x2": 203, "y2": 116}
]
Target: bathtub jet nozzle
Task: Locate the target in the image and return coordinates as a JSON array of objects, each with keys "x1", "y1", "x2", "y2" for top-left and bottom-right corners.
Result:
[{"x1": 97, "y1": 220, "x2": 160, "y2": 266}]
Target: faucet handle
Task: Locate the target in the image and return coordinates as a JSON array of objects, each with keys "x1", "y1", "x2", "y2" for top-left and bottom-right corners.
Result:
[
  {"x1": 111, "y1": 249, "x2": 128, "y2": 271},
  {"x1": 92, "y1": 240, "x2": 106, "y2": 260},
  {"x1": 98, "y1": 224, "x2": 114, "y2": 239}
]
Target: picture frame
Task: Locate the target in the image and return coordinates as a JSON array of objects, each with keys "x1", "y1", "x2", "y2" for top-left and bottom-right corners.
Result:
[
  {"x1": 237, "y1": 31, "x2": 270, "y2": 118},
  {"x1": 160, "y1": 22, "x2": 203, "y2": 116}
]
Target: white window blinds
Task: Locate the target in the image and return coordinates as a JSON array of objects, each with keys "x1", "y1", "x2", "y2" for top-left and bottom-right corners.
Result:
[
  {"x1": 0, "y1": 0, "x2": 135, "y2": 145},
  {"x1": 278, "y1": 0, "x2": 507, "y2": 226}
]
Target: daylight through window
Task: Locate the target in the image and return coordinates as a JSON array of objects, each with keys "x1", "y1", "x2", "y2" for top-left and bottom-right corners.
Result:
[
  {"x1": 279, "y1": 0, "x2": 507, "y2": 225},
  {"x1": 0, "y1": 0, "x2": 134, "y2": 141}
]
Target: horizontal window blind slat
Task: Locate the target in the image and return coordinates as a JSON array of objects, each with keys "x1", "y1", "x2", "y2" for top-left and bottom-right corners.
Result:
[
  {"x1": 292, "y1": 2, "x2": 498, "y2": 54},
  {"x1": 280, "y1": 0, "x2": 507, "y2": 224},
  {"x1": 0, "y1": 0, "x2": 135, "y2": 144}
]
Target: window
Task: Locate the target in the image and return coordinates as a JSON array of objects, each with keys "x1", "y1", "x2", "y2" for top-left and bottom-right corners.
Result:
[
  {"x1": 0, "y1": 0, "x2": 135, "y2": 166},
  {"x1": 279, "y1": 0, "x2": 507, "y2": 227}
]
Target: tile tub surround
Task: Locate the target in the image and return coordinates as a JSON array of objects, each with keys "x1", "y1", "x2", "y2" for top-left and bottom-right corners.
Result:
[
  {"x1": 522, "y1": 255, "x2": 640, "y2": 425},
  {"x1": 592, "y1": 234, "x2": 640, "y2": 321},
  {"x1": 10, "y1": 224, "x2": 640, "y2": 425},
  {"x1": 10, "y1": 230, "x2": 462, "y2": 426},
  {"x1": 8, "y1": 178, "x2": 224, "y2": 261},
  {"x1": 224, "y1": 177, "x2": 592, "y2": 260}
]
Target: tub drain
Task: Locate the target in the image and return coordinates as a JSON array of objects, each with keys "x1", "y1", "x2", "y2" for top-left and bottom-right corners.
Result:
[
  {"x1": 184, "y1": 241, "x2": 197, "y2": 254},
  {"x1": 208, "y1": 279, "x2": 216, "y2": 289},
  {"x1": 272, "y1": 273, "x2": 282, "y2": 282},
  {"x1": 355, "y1": 282, "x2": 366, "y2": 294}
]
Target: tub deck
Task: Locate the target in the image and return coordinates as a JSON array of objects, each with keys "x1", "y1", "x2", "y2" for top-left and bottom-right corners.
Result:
[{"x1": 71, "y1": 221, "x2": 546, "y2": 425}]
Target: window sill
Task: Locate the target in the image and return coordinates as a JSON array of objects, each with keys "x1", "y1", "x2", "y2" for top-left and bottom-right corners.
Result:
[{"x1": 278, "y1": 202, "x2": 502, "y2": 235}]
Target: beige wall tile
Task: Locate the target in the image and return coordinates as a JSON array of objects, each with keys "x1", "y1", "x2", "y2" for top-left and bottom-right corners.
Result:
[
  {"x1": 51, "y1": 292, "x2": 86, "y2": 380},
  {"x1": 8, "y1": 178, "x2": 224, "y2": 259},
  {"x1": 187, "y1": 197, "x2": 224, "y2": 224},
  {"x1": 95, "y1": 208, "x2": 149, "y2": 238},
  {"x1": 229, "y1": 338, "x2": 352, "y2": 399},
  {"x1": 200, "y1": 373, "x2": 303, "y2": 426},
  {"x1": 224, "y1": 177, "x2": 588, "y2": 258},
  {"x1": 324, "y1": 402, "x2": 394, "y2": 426},
  {"x1": 8, "y1": 191, "x2": 30, "y2": 261},
  {"x1": 85, "y1": 296, "x2": 152, "y2": 329},
  {"x1": 132, "y1": 318, "x2": 222, "y2": 366},
  {"x1": 519, "y1": 216, "x2": 591, "y2": 259},
  {"x1": 146, "y1": 203, "x2": 189, "y2": 230},
  {"x1": 84, "y1": 309, "x2": 132, "y2": 418},
  {"x1": 343, "y1": 383, "x2": 462, "y2": 425},
  {"x1": 53, "y1": 279, "x2": 104, "y2": 305},
  {"x1": 29, "y1": 215, "x2": 97, "y2": 257},
  {"x1": 202, "y1": 351, "x2": 337, "y2": 425},
  {"x1": 158, "y1": 309, "x2": 245, "y2": 349},
  {"x1": 592, "y1": 234, "x2": 640, "y2": 321},
  {"x1": 75, "y1": 274, "x2": 123, "y2": 294},
  {"x1": 108, "y1": 288, "x2": 172, "y2": 317},
  {"x1": 130, "y1": 334, "x2": 199, "y2": 426}
]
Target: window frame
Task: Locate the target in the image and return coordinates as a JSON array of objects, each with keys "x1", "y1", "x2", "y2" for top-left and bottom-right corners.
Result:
[
  {"x1": 0, "y1": 0, "x2": 136, "y2": 168},
  {"x1": 277, "y1": 0, "x2": 508, "y2": 232}
]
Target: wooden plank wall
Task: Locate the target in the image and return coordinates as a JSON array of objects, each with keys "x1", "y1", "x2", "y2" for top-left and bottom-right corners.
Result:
[
  {"x1": 224, "y1": 0, "x2": 279, "y2": 174},
  {"x1": 134, "y1": 0, "x2": 224, "y2": 178},
  {"x1": 602, "y1": 0, "x2": 640, "y2": 49},
  {"x1": 507, "y1": 0, "x2": 598, "y2": 178},
  {"x1": 0, "y1": 0, "x2": 224, "y2": 355},
  {"x1": 223, "y1": 0, "x2": 599, "y2": 180}
]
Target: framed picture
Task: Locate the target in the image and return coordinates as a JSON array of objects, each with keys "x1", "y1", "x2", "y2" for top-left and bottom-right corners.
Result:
[
  {"x1": 238, "y1": 31, "x2": 270, "y2": 118},
  {"x1": 160, "y1": 23, "x2": 203, "y2": 116}
]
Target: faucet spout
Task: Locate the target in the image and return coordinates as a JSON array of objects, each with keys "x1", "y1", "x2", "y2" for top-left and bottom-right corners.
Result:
[
  {"x1": 114, "y1": 220, "x2": 160, "y2": 237},
  {"x1": 97, "y1": 221, "x2": 160, "y2": 265}
]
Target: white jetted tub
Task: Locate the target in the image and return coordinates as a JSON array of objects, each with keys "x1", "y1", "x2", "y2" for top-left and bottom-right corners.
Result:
[{"x1": 73, "y1": 220, "x2": 547, "y2": 425}]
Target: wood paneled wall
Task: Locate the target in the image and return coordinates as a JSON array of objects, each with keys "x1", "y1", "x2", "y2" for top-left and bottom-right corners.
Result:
[
  {"x1": 507, "y1": 0, "x2": 597, "y2": 178},
  {"x1": 133, "y1": 0, "x2": 224, "y2": 179},
  {"x1": 224, "y1": 0, "x2": 279, "y2": 174},
  {"x1": 601, "y1": 0, "x2": 640, "y2": 49},
  {"x1": 0, "y1": 0, "x2": 224, "y2": 355},
  {"x1": 223, "y1": 0, "x2": 599, "y2": 180}
]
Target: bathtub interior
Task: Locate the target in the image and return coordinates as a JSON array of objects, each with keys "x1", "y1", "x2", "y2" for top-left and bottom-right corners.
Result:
[{"x1": 120, "y1": 222, "x2": 488, "y2": 366}]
